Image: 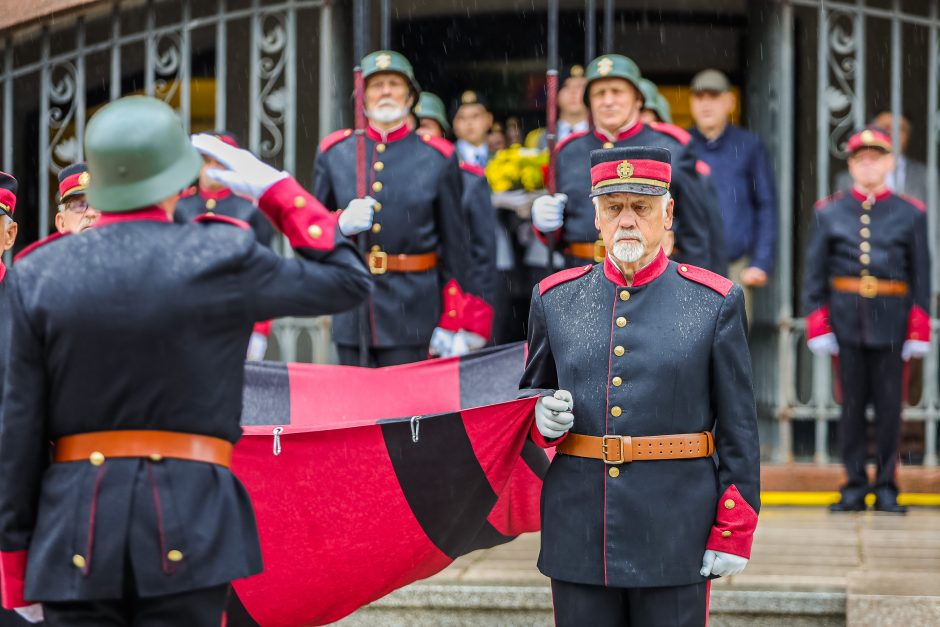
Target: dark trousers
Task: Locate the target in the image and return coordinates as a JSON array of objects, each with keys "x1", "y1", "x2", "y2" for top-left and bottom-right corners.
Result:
[
  {"x1": 43, "y1": 584, "x2": 229, "y2": 627},
  {"x1": 551, "y1": 579, "x2": 708, "y2": 627},
  {"x1": 837, "y1": 344, "x2": 904, "y2": 497},
  {"x1": 336, "y1": 344, "x2": 427, "y2": 368},
  {"x1": 0, "y1": 609, "x2": 39, "y2": 626}
]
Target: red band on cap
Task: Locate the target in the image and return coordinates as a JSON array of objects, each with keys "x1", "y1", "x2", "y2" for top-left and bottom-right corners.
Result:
[
  {"x1": 0, "y1": 188, "x2": 15, "y2": 216},
  {"x1": 58, "y1": 172, "x2": 87, "y2": 199},
  {"x1": 590, "y1": 158, "x2": 671, "y2": 189},
  {"x1": 847, "y1": 128, "x2": 892, "y2": 153}
]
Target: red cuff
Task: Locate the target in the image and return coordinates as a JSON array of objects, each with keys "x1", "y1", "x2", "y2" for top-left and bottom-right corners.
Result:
[
  {"x1": 806, "y1": 306, "x2": 832, "y2": 340},
  {"x1": 253, "y1": 320, "x2": 273, "y2": 337},
  {"x1": 529, "y1": 419, "x2": 566, "y2": 449},
  {"x1": 437, "y1": 279, "x2": 494, "y2": 341},
  {"x1": 532, "y1": 224, "x2": 565, "y2": 248},
  {"x1": 257, "y1": 178, "x2": 337, "y2": 252},
  {"x1": 1, "y1": 550, "x2": 28, "y2": 610},
  {"x1": 907, "y1": 305, "x2": 931, "y2": 342},
  {"x1": 705, "y1": 485, "x2": 758, "y2": 559}
]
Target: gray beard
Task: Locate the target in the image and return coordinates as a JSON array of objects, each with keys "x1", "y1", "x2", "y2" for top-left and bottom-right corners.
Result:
[
  {"x1": 612, "y1": 240, "x2": 644, "y2": 263},
  {"x1": 366, "y1": 106, "x2": 408, "y2": 124}
]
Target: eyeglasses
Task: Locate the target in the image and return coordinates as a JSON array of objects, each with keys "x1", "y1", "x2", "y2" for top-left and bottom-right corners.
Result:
[{"x1": 60, "y1": 199, "x2": 89, "y2": 214}]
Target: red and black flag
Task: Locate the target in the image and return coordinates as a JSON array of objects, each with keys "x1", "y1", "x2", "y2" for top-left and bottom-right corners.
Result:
[{"x1": 226, "y1": 343, "x2": 550, "y2": 627}]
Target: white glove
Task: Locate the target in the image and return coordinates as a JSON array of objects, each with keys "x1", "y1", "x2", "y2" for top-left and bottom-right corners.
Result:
[
  {"x1": 902, "y1": 339, "x2": 930, "y2": 362},
  {"x1": 338, "y1": 197, "x2": 376, "y2": 236},
  {"x1": 247, "y1": 331, "x2": 268, "y2": 361},
  {"x1": 429, "y1": 327, "x2": 454, "y2": 357},
  {"x1": 191, "y1": 134, "x2": 288, "y2": 200},
  {"x1": 532, "y1": 193, "x2": 567, "y2": 233},
  {"x1": 14, "y1": 604, "x2": 43, "y2": 624},
  {"x1": 456, "y1": 330, "x2": 486, "y2": 352},
  {"x1": 700, "y1": 550, "x2": 749, "y2": 578},
  {"x1": 535, "y1": 390, "x2": 574, "y2": 439},
  {"x1": 807, "y1": 332, "x2": 839, "y2": 357}
]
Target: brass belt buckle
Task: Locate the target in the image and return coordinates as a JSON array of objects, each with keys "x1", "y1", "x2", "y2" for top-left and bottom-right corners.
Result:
[
  {"x1": 858, "y1": 275, "x2": 878, "y2": 298},
  {"x1": 593, "y1": 239, "x2": 606, "y2": 263},
  {"x1": 602, "y1": 435, "x2": 632, "y2": 464},
  {"x1": 368, "y1": 251, "x2": 388, "y2": 275}
]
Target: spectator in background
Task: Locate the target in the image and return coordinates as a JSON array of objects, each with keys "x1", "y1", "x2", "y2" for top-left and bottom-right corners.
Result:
[
  {"x1": 835, "y1": 111, "x2": 928, "y2": 204},
  {"x1": 487, "y1": 121, "x2": 507, "y2": 154},
  {"x1": 453, "y1": 90, "x2": 494, "y2": 167},
  {"x1": 689, "y1": 69, "x2": 777, "y2": 321},
  {"x1": 55, "y1": 162, "x2": 100, "y2": 234},
  {"x1": 505, "y1": 117, "x2": 524, "y2": 146},
  {"x1": 525, "y1": 64, "x2": 590, "y2": 150}
]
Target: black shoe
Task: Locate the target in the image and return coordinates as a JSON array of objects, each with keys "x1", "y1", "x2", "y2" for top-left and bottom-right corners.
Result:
[
  {"x1": 872, "y1": 488, "x2": 907, "y2": 514},
  {"x1": 829, "y1": 498, "x2": 866, "y2": 512}
]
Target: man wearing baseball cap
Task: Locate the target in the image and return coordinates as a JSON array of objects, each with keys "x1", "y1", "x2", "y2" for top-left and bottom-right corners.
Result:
[{"x1": 523, "y1": 145, "x2": 759, "y2": 625}]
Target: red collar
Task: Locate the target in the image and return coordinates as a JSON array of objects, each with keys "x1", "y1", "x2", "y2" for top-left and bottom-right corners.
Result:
[
  {"x1": 94, "y1": 206, "x2": 171, "y2": 228},
  {"x1": 366, "y1": 123, "x2": 410, "y2": 143},
  {"x1": 593, "y1": 119, "x2": 644, "y2": 143},
  {"x1": 603, "y1": 247, "x2": 669, "y2": 287},
  {"x1": 0, "y1": 261, "x2": 6, "y2": 284},
  {"x1": 199, "y1": 186, "x2": 231, "y2": 201},
  {"x1": 850, "y1": 187, "x2": 892, "y2": 204}
]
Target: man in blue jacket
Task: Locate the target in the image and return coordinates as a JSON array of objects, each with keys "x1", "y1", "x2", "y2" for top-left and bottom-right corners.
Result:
[{"x1": 689, "y1": 69, "x2": 778, "y2": 321}]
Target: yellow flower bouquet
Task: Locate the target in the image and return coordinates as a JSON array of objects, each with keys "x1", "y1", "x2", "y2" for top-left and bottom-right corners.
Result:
[{"x1": 485, "y1": 145, "x2": 548, "y2": 193}]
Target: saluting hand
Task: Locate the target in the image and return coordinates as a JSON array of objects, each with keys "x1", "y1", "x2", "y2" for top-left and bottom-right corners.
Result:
[
  {"x1": 535, "y1": 390, "x2": 574, "y2": 439},
  {"x1": 191, "y1": 133, "x2": 288, "y2": 200}
]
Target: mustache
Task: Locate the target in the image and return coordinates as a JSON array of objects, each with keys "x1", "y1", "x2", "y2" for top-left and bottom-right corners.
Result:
[{"x1": 614, "y1": 228, "x2": 644, "y2": 243}]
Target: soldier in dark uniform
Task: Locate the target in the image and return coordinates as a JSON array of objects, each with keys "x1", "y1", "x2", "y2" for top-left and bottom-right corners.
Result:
[
  {"x1": 313, "y1": 51, "x2": 492, "y2": 366},
  {"x1": 803, "y1": 127, "x2": 930, "y2": 514},
  {"x1": 414, "y1": 92, "x2": 497, "y2": 354},
  {"x1": 531, "y1": 54, "x2": 724, "y2": 274},
  {"x1": 521, "y1": 146, "x2": 760, "y2": 625},
  {"x1": 0, "y1": 96, "x2": 370, "y2": 626},
  {"x1": 175, "y1": 131, "x2": 275, "y2": 247},
  {"x1": 54, "y1": 163, "x2": 100, "y2": 234}
]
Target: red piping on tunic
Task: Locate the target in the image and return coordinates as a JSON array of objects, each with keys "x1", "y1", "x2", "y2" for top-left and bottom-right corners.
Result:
[
  {"x1": 602, "y1": 247, "x2": 668, "y2": 287},
  {"x1": 94, "y1": 207, "x2": 170, "y2": 227}
]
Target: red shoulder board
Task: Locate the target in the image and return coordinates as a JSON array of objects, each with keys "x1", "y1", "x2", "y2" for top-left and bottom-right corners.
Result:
[
  {"x1": 555, "y1": 129, "x2": 589, "y2": 154},
  {"x1": 460, "y1": 162, "x2": 485, "y2": 177},
  {"x1": 813, "y1": 191, "x2": 844, "y2": 211},
  {"x1": 194, "y1": 213, "x2": 250, "y2": 230},
  {"x1": 539, "y1": 264, "x2": 593, "y2": 296},
  {"x1": 649, "y1": 121, "x2": 691, "y2": 146},
  {"x1": 180, "y1": 185, "x2": 198, "y2": 198},
  {"x1": 319, "y1": 128, "x2": 353, "y2": 153},
  {"x1": 899, "y1": 193, "x2": 926, "y2": 212},
  {"x1": 420, "y1": 133, "x2": 455, "y2": 158},
  {"x1": 677, "y1": 263, "x2": 733, "y2": 297},
  {"x1": 14, "y1": 232, "x2": 68, "y2": 262},
  {"x1": 695, "y1": 160, "x2": 712, "y2": 177}
]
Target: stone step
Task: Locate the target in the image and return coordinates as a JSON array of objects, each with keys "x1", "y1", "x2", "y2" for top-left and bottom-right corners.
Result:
[{"x1": 336, "y1": 584, "x2": 846, "y2": 627}]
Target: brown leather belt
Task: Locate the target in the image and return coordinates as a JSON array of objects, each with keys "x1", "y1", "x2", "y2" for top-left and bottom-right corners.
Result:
[
  {"x1": 832, "y1": 276, "x2": 908, "y2": 298},
  {"x1": 366, "y1": 250, "x2": 438, "y2": 275},
  {"x1": 565, "y1": 240, "x2": 606, "y2": 263},
  {"x1": 557, "y1": 432, "x2": 715, "y2": 465},
  {"x1": 54, "y1": 430, "x2": 233, "y2": 468}
]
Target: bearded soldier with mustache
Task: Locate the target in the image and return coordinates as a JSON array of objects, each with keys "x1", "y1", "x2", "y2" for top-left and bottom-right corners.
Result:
[{"x1": 521, "y1": 146, "x2": 760, "y2": 626}]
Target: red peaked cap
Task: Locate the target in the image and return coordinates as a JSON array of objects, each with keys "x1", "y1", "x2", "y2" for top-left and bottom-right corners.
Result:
[
  {"x1": 0, "y1": 171, "x2": 17, "y2": 218},
  {"x1": 589, "y1": 146, "x2": 671, "y2": 198},
  {"x1": 847, "y1": 127, "x2": 892, "y2": 154},
  {"x1": 58, "y1": 162, "x2": 89, "y2": 202}
]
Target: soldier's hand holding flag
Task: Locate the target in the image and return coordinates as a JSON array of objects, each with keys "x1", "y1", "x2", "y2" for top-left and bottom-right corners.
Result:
[{"x1": 535, "y1": 390, "x2": 574, "y2": 439}]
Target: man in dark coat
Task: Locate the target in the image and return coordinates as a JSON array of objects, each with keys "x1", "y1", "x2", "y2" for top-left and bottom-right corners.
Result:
[
  {"x1": 531, "y1": 54, "x2": 725, "y2": 274},
  {"x1": 803, "y1": 127, "x2": 930, "y2": 514},
  {"x1": 0, "y1": 96, "x2": 370, "y2": 626},
  {"x1": 521, "y1": 146, "x2": 760, "y2": 625},
  {"x1": 313, "y1": 50, "x2": 492, "y2": 367}
]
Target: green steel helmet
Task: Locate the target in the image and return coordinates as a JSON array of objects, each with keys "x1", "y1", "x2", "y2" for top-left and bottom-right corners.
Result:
[
  {"x1": 84, "y1": 96, "x2": 201, "y2": 213},
  {"x1": 651, "y1": 92, "x2": 674, "y2": 124},
  {"x1": 584, "y1": 54, "x2": 643, "y2": 101},
  {"x1": 637, "y1": 78, "x2": 659, "y2": 106},
  {"x1": 362, "y1": 50, "x2": 420, "y2": 94},
  {"x1": 414, "y1": 92, "x2": 451, "y2": 134}
]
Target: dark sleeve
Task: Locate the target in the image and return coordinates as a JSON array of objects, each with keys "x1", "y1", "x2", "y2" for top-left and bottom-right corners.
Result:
[
  {"x1": 243, "y1": 177, "x2": 371, "y2": 321},
  {"x1": 705, "y1": 285, "x2": 761, "y2": 559},
  {"x1": 748, "y1": 139, "x2": 778, "y2": 273},
  {"x1": 0, "y1": 279, "x2": 50, "y2": 609},
  {"x1": 910, "y1": 208, "x2": 931, "y2": 315},
  {"x1": 311, "y1": 149, "x2": 338, "y2": 211},
  {"x1": 800, "y1": 209, "x2": 830, "y2": 316},
  {"x1": 518, "y1": 286, "x2": 563, "y2": 448},
  {"x1": 249, "y1": 209, "x2": 275, "y2": 249},
  {"x1": 671, "y1": 144, "x2": 715, "y2": 270},
  {"x1": 463, "y1": 174, "x2": 498, "y2": 302}
]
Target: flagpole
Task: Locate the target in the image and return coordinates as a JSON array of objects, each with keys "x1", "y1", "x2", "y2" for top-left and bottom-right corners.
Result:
[
  {"x1": 354, "y1": 0, "x2": 370, "y2": 366},
  {"x1": 545, "y1": 0, "x2": 559, "y2": 273}
]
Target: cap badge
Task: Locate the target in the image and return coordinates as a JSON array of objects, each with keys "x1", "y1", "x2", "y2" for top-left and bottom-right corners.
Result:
[
  {"x1": 78, "y1": 172, "x2": 90, "y2": 186},
  {"x1": 597, "y1": 57, "x2": 613, "y2": 76},
  {"x1": 375, "y1": 53, "x2": 392, "y2": 70},
  {"x1": 461, "y1": 90, "x2": 477, "y2": 104},
  {"x1": 861, "y1": 130, "x2": 874, "y2": 143},
  {"x1": 570, "y1": 64, "x2": 585, "y2": 77},
  {"x1": 617, "y1": 161, "x2": 634, "y2": 179}
]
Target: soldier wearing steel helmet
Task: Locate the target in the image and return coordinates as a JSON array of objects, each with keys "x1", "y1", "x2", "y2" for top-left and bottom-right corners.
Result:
[
  {"x1": 0, "y1": 96, "x2": 370, "y2": 625},
  {"x1": 313, "y1": 51, "x2": 493, "y2": 365},
  {"x1": 531, "y1": 54, "x2": 725, "y2": 274}
]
